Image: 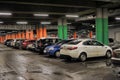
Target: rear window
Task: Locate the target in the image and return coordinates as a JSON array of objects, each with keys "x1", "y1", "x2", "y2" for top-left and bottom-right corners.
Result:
[{"x1": 67, "y1": 40, "x2": 81, "y2": 45}]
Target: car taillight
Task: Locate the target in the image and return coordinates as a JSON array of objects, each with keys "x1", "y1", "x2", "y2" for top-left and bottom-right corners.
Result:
[
  {"x1": 23, "y1": 42, "x2": 27, "y2": 45},
  {"x1": 67, "y1": 47, "x2": 78, "y2": 50}
]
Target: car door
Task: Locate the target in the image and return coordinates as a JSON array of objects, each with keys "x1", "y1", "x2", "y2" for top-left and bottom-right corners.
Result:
[
  {"x1": 83, "y1": 40, "x2": 98, "y2": 57},
  {"x1": 92, "y1": 40, "x2": 106, "y2": 56}
]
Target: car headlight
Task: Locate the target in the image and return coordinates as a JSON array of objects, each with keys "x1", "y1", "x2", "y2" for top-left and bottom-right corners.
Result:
[{"x1": 49, "y1": 47, "x2": 54, "y2": 50}]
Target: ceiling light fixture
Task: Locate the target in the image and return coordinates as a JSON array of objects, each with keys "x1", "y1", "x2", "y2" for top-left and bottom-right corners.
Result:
[
  {"x1": 16, "y1": 21, "x2": 28, "y2": 24},
  {"x1": 0, "y1": 21, "x2": 4, "y2": 24},
  {"x1": 41, "y1": 22, "x2": 51, "y2": 24},
  {"x1": 115, "y1": 17, "x2": 120, "y2": 20},
  {"x1": 66, "y1": 15, "x2": 79, "y2": 18},
  {"x1": 34, "y1": 14, "x2": 49, "y2": 17},
  {"x1": 67, "y1": 23, "x2": 71, "y2": 24},
  {"x1": 0, "y1": 12, "x2": 12, "y2": 16}
]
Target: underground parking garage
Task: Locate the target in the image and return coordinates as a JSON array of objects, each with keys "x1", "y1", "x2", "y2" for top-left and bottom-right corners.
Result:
[{"x1": 0, "y1": 0, "x2": 120, "y2": 80}]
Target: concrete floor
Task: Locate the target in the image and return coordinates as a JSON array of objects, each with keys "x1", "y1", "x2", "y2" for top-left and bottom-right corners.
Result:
[{"x1": 0, "y1": 44, "x2": 119, "y2": 80}]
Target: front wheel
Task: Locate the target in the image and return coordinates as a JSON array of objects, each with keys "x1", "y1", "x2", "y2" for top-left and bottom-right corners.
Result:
[
  {"x1": 55, "y1": 51, "x2": 60, "y2": 58},
  {"x1": 79, "y1": 53, "x2": 87, "y2": 62},
  {"x1": 106, "y1": 51, "x2": 112, "y2": 58}
]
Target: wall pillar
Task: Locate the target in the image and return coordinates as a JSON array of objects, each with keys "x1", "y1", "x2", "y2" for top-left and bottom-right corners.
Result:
[
  {"x1": 58, "y1": 19, "x2": 63, "y2": 39},
  {"x1": 43, "y1": 25, "x2": 47, "y2": 38},
  {"x1": 103, "y1": 8, "x2": 108, "y2": 45},
  {"x1": 63, "y1": 19, "x2": 68, "y2": 40},
  {"x1": 96, "y1": 8, "x2": 108, "y2": 45}
]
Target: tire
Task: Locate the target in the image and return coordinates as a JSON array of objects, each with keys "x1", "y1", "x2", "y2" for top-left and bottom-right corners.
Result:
[
  {"x1": 79, "y1": 53, "x2": 87, "y2": 62},
  {"x1": 19, "y1": 45, "x2": 22, "y2": 50},
  {"x1": 106, "y1": 51, "x2": 112, "y2": 58},
  {"x1": 66, "y1": 57, "x2": 71, "y2": 61},
  {"x1": 55, "y1": 51, "x2": 60, "y2": 58}
]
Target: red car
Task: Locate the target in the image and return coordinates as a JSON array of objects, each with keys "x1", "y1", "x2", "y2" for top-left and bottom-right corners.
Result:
[{"x1": 21, "y1": 40, "x2": 36, "y2": 49}]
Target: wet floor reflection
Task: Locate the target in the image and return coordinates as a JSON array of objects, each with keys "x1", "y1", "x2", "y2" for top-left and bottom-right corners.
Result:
[{"x1": 0, "y1": 44, "x2": 119, "y2": 80}]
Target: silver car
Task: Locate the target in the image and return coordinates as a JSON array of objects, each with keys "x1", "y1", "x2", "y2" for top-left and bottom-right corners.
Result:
[{"x1": 111, "y1": 48, "x2": 120, "y2": 76}]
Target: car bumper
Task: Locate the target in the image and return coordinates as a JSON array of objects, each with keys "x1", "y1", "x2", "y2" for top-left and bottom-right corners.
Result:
[
  {"x1": 111, "y1": 57, "x2": 120, "y2": 66},
  {"x1": 60, "y1": 54, "x2": 71, "y2": 59},
  {"x1": 44, "y1": 49, "x2": 55, "y2": 55}
]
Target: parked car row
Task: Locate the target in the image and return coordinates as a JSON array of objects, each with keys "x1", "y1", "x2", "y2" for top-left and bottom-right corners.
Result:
[{"x1": 4, "y1": 38, "x2": 113, "y2": 61}]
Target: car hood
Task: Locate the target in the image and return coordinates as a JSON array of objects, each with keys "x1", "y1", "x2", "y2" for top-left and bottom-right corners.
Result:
[{"x1": 46, "y1": 45, "x2": 60, "y2": 49}]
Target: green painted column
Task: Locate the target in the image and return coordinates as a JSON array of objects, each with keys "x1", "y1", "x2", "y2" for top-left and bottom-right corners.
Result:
[
  {"x1": 58, "y1": 19, "x2": 63, "y2": 39},
  {"x1": 96, "y1": 8, "x2": 108, "y2": 45},
  {"x1": 103, "y1": 8, "x2": 108, "y2": 45},
  {"x1": 63, "y1": 19, "x2": 68, "y2": 40},
  {"x1": 96, "y1": 8, "x2": 103, "y2": 43}
]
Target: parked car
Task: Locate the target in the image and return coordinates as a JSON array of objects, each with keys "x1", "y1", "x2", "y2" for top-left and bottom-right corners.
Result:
[
  {"x1": 21, "y1": 40, "x2": 36, "y2": 49},
  {"x1": 11, "y1": 39, "x2": 18, "y2": 47},
  {"x1": 111, "y1": 48, "x2": 120, "y2": 76},
  {"x1": 14, "y1": 39, "x2": 26, "y2": 49},
  {"x1": 108, "y1": 38, "x2": 120, "y2": 50},
  {"x1": 60, "y1": 39, "x2": 113, "y2": 61},
  {"x1": 26, "y1": 42, "x2": 36, "y2": 51},
  {"x1": 44, "y1": 39, "x2": 74, "y2": 57},
  {"x1": 4, "y1": 39, "x2": 13, "y2": 46},
  {"x1": 35, "y1": 37, "x2": 61, "y2": 54}
]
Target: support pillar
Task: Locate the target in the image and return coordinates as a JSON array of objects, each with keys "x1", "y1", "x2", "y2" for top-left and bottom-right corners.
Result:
[
  {"x1": 58, "y1": 19, "x2": 63, "y2": 39},
  {"x1": 29, "y1": 30, "x2": 34, "y2": 40},
  {"x1": 43, "y1": 26, "x2": 47, "y2": 38},
  {"x1": 63, "y1": 19, "x2": 68, "y2": 40},
  {"x1": 36, "y1": 26, "x2": 39, "y2": 39},
  {"x1": 103, "y1": 8, "x2": 108, "y2": 45},
  {"x1": 22, "y1": 32, "x2": 25, "y2": 39},
  {"x1": 26, "y1": 30, "x2": 29, "y2": 39},
  {"x1": 73, "y1": 31, "x2": 77, "y2": 39},
  {"x1": 89, "y1": 31, "x2": 93, "y2": 38},
  {"x1": 39, "y1": 27, "x2": 43, "y2": 38},
  {"x1": 96, "y1": 8, "x2": 108, "y2": 45}
]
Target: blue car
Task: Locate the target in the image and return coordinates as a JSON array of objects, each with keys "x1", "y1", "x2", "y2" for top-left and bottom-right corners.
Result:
[{"x1": 44, "y1": 40, "x2": 73, "y2": 57}]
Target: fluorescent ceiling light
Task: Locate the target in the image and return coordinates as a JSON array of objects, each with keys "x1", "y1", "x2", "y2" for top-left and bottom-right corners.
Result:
[
  {"x1": 66, "y1": 15, "x2": 79, "y2": 18},
  {"x1": 67, "y1": 23, "x2": 71, "y2": 24},
  {"x1": 0, "y1": 21, "x2": 3, "y2": 24},
  {"x1": 12, "y1": 31, "x2": 17, "y2": 32},
  {"x1": 34, "y1": 14, "x2": 49, "y2": 17},
  {"x1": 108, "y1": 25, "x2": 114, "y2": 27},
  {"x1": 0, "y1": 31, "x2": 5, "y2": 32},
  {"x1": 0, "y1": 12, "x2": 12, "y2": 15},
  {"x1": 16, "y1": 21, "x2": 28, "y2": 24},
  {"x1": 115, "y1": 17, "x2": 120, "y2": 20},
  {"x1": 41, "y1": 22, "x2": 51, "y2": 24}
]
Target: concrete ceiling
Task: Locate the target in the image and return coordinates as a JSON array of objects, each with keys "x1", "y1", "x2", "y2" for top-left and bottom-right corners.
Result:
[{"x1": 0, "y1": 0, "x2": 119, "y2": 25}]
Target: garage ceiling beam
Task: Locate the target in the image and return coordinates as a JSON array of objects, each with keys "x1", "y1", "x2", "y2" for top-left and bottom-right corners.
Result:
[
  {"x1": 0, "y1": 17, "x2": 55, "y2": 19},
  {"x1": 93, "y1": 0, "x2": 120, "y2": 3},
  {"x1": 3, "y1": 9, "x2": 95, "y2": 16},
  {"x1": 0, "y1": 1, "x2": 96, "y2": 8},
  {"x1": 11, "y1": 11, "x2": 74, "y2": 15}
]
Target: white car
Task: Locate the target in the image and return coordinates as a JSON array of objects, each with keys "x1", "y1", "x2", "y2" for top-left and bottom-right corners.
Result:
[{"x1": 60, "y1": 39, "x2": 113, "y2": 61}]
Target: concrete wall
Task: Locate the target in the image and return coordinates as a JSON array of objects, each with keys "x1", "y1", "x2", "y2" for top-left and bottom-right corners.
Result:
[{"x1": 109, "y1": 27, "x2": 120, "y2": 41}]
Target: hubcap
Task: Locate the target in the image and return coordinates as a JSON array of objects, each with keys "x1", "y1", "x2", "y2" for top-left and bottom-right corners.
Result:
[
  {"x1": 107, "y1": 52, "x2": 111, "y2": 58},
  {"x1": 81, "y1": 54, "x2": 86, "y2": 61},
  {"x1": 56, "y1": 52, "x2": 60, "y2": 57}
]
